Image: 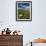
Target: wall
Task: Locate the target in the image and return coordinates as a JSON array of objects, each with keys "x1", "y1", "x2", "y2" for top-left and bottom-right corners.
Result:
[
  {"x1": 32, "y1": 0, "x2": 46, "y2": 39},
  {"x1": 0, "y1": 0, "x2": 46, "y2": 46}
]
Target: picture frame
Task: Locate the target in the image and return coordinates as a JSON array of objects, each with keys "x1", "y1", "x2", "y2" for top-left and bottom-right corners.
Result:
[{"x1": 16, "y1": 1, "x2": 32, "y2": 21}]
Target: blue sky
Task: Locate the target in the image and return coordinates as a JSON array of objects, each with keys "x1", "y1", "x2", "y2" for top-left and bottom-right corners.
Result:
[{"x1": 18, "y1": 3, "x2": 29, "y2": 9}]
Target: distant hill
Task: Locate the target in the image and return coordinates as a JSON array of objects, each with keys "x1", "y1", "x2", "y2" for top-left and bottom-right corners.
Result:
[{"x1": 32, "y1": 38, "x2": 46, "y2": 43}]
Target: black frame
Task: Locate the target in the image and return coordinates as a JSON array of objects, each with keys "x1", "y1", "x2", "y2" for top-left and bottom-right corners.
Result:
[{"x1": 16, "y1": 1, "x2": 32, "y2": 21}]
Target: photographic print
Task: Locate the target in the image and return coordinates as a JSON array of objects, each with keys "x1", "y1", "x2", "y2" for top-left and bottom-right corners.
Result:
[{"x1": 16, "y1": 1, "x2": 32, "y2": 21}]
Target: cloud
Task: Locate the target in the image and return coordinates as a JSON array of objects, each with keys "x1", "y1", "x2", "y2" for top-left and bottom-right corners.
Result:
[{"x1": 18, "y1": 3, "x2": 29, "y2": 9}]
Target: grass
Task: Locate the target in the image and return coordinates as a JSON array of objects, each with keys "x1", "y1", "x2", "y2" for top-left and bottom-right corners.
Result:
[{"x1": 18, "y1": 9, "x2": 30, "y2": 19}]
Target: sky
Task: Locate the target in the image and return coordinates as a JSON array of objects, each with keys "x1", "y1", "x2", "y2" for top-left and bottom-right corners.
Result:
[{"x1": 18, "y1": 3, "x2": 30, "y2": 9}]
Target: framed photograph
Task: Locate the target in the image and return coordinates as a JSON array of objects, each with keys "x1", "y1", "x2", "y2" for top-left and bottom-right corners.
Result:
[{"x1": 16, "y1": 1, "x2": 32, "y2": 21}]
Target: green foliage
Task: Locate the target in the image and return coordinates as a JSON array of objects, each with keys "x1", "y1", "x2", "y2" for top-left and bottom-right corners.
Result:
[{"x1": 18, "y1": 9, "x2": 30, "y2": 19}]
